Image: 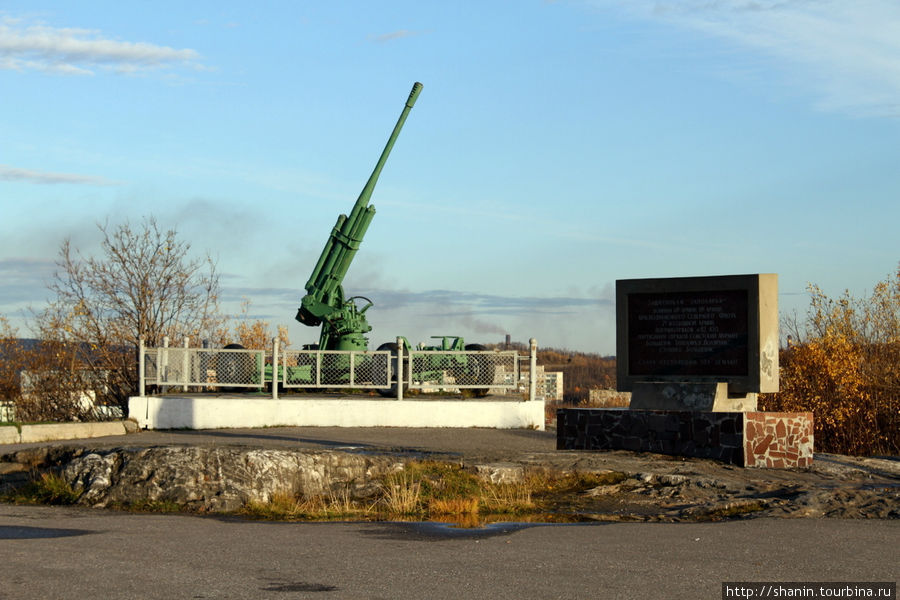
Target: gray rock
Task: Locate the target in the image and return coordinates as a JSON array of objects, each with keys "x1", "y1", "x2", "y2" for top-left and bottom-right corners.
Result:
[
  {"x1": 59, "y1": 446, "x2": 400, "y2": 511},
  {"x1": 473, "y1": 463, "x2": 525, "y2": 484}
]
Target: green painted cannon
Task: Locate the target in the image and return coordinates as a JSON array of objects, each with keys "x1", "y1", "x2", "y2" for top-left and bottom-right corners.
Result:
[
  {"x1": 296, "y1": 82, "x2": 423, "y2": 352},
  {"x1": 292, "y1": 82, "x2": 491, "y2": 396}
]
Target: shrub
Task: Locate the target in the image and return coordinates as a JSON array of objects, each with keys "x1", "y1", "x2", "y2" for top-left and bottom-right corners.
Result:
[{"x1": 760, "y1": 265, "x2": 899, "y2": 455}]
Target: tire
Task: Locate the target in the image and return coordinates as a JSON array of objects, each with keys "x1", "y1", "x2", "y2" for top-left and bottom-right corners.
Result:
[
  {"x1": 375, "y1": 342, "x2": 407, "y2": 398},
  {"x1": 219, "y1": 343, "x2": 252, "y2": 391},
  {"x1": 462, "y1": 343, "x2": 491, "y2": 398}
]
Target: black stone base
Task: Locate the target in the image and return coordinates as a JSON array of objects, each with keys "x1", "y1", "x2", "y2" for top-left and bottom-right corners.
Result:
[{"x1": 557, "y1": 408, "x2": 744, "y2": 465}]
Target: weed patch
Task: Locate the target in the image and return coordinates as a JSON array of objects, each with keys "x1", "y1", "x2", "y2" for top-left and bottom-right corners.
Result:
[
  {"x1": 116, "y1": 499, "x2": 186, "y2": 513},
  {"x1": 695, "y1": 501, "x2": 766, "y2": 521},
  {"x1": 242, "y1": 489, "x2": 375, "y2": 521},
  {"x1": 238, "y1": 461, "x2": 547, "y2": 523},
  {"x1": 2, "y1": 472, "x2": 81, "y2": 505},
  {"x1": 428, "y1": 497, "x2": 479, "y2": 517},
  {"x1": 378, "y1": 470, "x2": 422, "y2": 515}
]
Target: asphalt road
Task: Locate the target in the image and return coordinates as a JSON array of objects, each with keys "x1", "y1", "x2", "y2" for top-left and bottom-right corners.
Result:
[
  {"x1": 2, "y1": 425, "x2": 561, "y2": 462},
  {"x1": 1, "y1": 504, "x2": 896, "y2": 600}
]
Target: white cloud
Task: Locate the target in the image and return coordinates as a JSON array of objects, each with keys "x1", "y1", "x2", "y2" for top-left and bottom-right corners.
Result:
[
  {"x1": 0, "y1": 16, "x2": 201, "y2": 75},
  {"x1": 596, "y1": 0, "x2": 900, "y2": 117},
  {"x1": 369, "y1": 30, "x2": 425, "y2": 44},
  {"x1": 0, "y1": 164, "x2": 118, "y2": 185}
]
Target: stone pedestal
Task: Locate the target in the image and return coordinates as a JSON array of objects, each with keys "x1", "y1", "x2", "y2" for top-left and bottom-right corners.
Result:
[
  {"x1": 556, "y1": 408, "x2": 814, "y2": 468},
  {"x1": 629, "y1": 382, "x2": 757, "y2": 412},
  {"x1": 591, "y1": 273, "x2": 811, "y2": 468}
]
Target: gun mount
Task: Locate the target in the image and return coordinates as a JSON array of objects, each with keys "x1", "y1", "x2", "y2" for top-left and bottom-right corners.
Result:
[{"x1": 296, "y1": 82, "x2": 423, "y2": 351}]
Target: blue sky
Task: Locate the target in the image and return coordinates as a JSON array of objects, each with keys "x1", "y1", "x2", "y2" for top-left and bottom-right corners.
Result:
[{"x1": 1, "y1": 1, "x2": 898, "y2": 354}]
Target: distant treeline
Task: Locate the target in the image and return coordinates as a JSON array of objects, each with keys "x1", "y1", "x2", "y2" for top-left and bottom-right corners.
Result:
[{"x1": 488, "y1": 341, "x2": 616, "y2": 404}]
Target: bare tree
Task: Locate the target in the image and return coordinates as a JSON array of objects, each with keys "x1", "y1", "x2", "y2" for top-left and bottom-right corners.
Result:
[{"x1": 41, "y1": 217, "x2": 223, "y2": 411}]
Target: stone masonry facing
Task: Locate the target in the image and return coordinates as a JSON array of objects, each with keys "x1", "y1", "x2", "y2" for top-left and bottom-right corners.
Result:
[{"x1": 557, "y1": 408, "x2": 813, "y2": 468}]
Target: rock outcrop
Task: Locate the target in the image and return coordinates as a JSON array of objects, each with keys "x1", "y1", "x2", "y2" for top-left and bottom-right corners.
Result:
[{"x1": 4, "y1": 446, "x2": 405, "y2": 512}]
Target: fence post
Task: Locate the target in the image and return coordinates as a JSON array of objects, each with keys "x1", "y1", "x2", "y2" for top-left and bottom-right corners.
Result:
[
  {"x1": 138, "y1": 336, "x2": 146, "y2": 397},
  {"x1": 396, "y1": 336, "x2": 404, "y2": 401},
  {"x1": 315, "y1": 351, "x2": 321, "y2": 387},
  {"x1": 161, "y1": 335, "x2": 169, "y2": 394},
  {"x1": 272, "y1": 337, "x2": 279, "y2": 400},
  {"x1": 529, "y1": 338, "x2": 538, "y2": 403},
  {"x1": 182, "y1": 337, "x2": 190, "y2": 392}
]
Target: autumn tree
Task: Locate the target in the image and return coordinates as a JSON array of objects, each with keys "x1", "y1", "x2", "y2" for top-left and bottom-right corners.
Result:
[
  {"x1": 229, "y1": 299, "x2": 291, "y2": 350},
  {"x1": 0, "y1": 316, "x2": 23, "y2": 412},
  {"x1": 0, "y1": 315, "x2": 97, "y2": 422},
  {"x1": 41, "y1": 217, "x2": 223, "y2": 412}
]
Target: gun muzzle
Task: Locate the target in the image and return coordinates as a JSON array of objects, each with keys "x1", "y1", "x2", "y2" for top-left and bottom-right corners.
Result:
[{"x1": 406, "y1": 82, "x2": 423, "y2": 108}]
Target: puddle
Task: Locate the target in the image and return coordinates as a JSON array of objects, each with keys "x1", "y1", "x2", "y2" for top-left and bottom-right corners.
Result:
[
  {"x1": 358, "y1": 520, "x2": 609, "y2": 541},
  {"x1": 0, "y1": 525, "x2": 94, "y2": 540},
  {"x1": 361, "y1": 521, "x2": 540, "y2": 540},
  {"x1": 260, "y1": 581, "x2": 338, "y2": 593}
]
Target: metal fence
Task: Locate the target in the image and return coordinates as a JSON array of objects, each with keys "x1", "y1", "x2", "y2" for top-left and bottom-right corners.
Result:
[
  {"x1": 139, "y1": 337, "x2": 540, "y2": 401},
  {"x1": 143, "y1": 346, "x2": 265, "y2": 390},
  {"x1": 406, "y1": 349, "x2": 518, "y2": 392},
  {"x1": 280, "y1": 349, "x2": 391, "y2": 389}
]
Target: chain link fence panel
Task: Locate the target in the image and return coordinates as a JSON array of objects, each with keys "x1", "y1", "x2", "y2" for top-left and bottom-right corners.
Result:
[
  {"x1": 143, "y1": 349, "x2": 160, "y2": 384},
  {"x1": 145, "y1": 348, "x2": 265, "y2": 388},
  {"x1": 406, "y1": 350, "x2": 520, "y2": 393},
  {"x1": 281, "y1": 350, "x2": 391, "y2": 389}
]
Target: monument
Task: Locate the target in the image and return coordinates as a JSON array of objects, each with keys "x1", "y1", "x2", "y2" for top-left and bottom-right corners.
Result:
[{"x1": 558, "y1": 274, "x2": 814, "y2": 468}]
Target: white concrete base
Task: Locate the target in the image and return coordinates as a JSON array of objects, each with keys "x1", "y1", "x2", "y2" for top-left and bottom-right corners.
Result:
[
  {"x1": 128, "y1": 395, "x2": 546, "y2": 431},
  {"x1": 1, "y1": 421, "x2": 130, "y2": 444},
  {"x1": 0, "y1": 426, "x2": 20, "y2": 444},
  {"x1": 20, "y1": 421, "x2": 129, "y2": 443}
]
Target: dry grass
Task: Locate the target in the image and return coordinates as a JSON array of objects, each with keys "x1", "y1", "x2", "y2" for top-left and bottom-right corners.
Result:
[
  {"x1": 242, "y1": 487, "x2": 374, "y2": 521},
  {"x1": 378, "y1": 469, "x2": 422, "y2": 515},
  {"x1": 428, "y1": 497, "x2": 479, "y2": 516},
  {"x1": 239, "y1": 461, "x2": 552, "y2": 522},
  {"x1": 481, "y1": 482, "x2": 534, "y2": 513}
]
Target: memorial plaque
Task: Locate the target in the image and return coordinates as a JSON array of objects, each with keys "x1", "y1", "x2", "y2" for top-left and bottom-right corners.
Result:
[
  {"x1": 616, "y1": 274, "x2": 779, "y2": 394},
  {"x1": 627, "y1": 289, "x2": 749, "y2": 377}
]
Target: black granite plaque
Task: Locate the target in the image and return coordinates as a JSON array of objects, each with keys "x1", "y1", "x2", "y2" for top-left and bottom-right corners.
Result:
[{"x1": 627, "y1": 289, "x2": 749, "y2": 377}]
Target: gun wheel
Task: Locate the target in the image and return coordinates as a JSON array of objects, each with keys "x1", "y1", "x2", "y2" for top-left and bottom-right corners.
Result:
[
  {"x1": 462, "y1": 344, "x2": 491, "y2": 398},
  {"x1": 375, "y1": 342, "x2": 408, "y2": 398}
]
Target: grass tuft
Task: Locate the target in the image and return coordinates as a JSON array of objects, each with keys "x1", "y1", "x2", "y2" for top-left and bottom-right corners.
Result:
[
  {"x1": 2, "y1": 472, "x2": 82, "y2": 505},
  {"x1": 428, "y1": 497, "x2": 479, "y2": 516},
  {"x1": 242, "y1": 487, "x2": 375, "y2": 521},
  {"x1": 379, "y1": 470, "x2": 422, "y2": 515}
]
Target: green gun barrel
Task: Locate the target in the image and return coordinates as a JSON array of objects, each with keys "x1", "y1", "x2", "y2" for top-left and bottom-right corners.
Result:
[{"x1": 297, "y1": 82, "x2": 422, "y2": 335}]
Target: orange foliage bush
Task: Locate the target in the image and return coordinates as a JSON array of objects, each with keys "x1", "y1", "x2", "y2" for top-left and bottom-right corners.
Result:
[
  {"x1": 226, "y1": 300, "x2": 291, "y2": 350},
  {"x1": 760, "y1": 265, "x2": 899, "y2": 456}
]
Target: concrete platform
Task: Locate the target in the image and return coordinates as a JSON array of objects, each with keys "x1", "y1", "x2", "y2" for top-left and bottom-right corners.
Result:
[{"x1": 129, "y1": 393, "x2": 546, "y2": 430}]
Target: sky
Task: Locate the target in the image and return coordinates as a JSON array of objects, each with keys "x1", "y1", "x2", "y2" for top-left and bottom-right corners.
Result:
[{"x1": 1, "y1": 0, "x2": 898, "y2": 355}]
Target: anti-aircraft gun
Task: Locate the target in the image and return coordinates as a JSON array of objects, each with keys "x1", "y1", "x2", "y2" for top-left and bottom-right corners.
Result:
[
  {"x1": 296, "y1": 82, "x2": 422, "y2": 352},
  {"x1": 294, "y1": 82, "x2": 491, "y2": 395}
]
